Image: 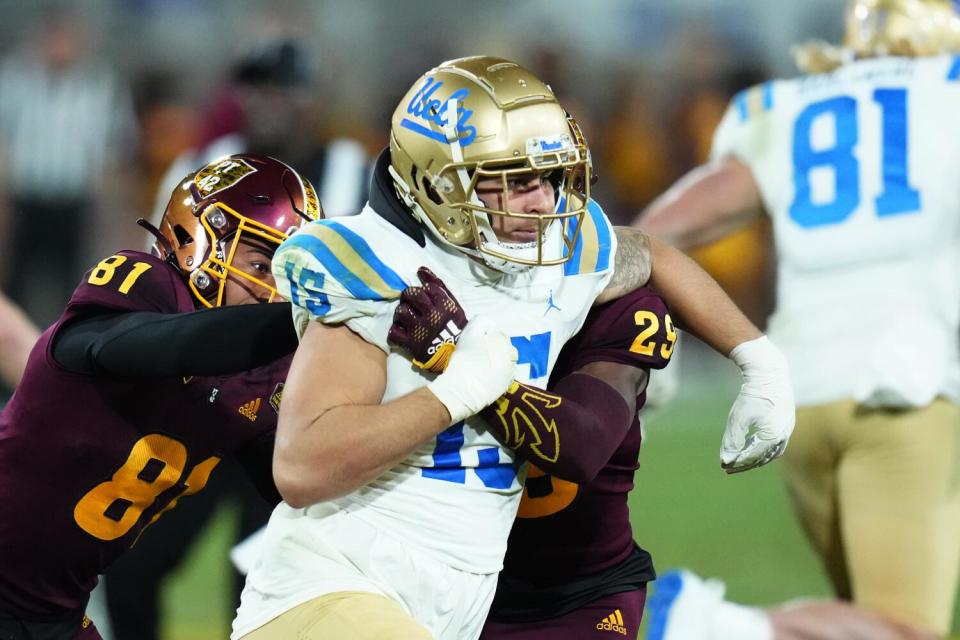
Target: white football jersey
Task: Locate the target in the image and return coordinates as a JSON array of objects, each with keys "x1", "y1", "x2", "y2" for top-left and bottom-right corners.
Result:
[
  {"x1": 234, "y1": 200, "x2": 616, "y2": 635},
  {"x1": 713, "y1": 55, "x2": 960, "y2": 408}
]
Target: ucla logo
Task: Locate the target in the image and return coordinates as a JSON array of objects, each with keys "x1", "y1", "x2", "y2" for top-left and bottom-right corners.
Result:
[{"x1": 400, "y1": 77, "x2": 477, "y2": 146}]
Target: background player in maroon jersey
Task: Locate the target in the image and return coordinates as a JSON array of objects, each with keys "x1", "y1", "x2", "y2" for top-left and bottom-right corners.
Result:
[
  {"x1": 388, "y1": 269, "x2": 676, "y2": 639},
  {"x1": 0, "y1": 154, "x2": 319, "y2": 639}
]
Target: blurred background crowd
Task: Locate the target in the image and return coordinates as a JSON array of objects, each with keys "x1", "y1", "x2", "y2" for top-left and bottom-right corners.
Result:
[
  {"x1": 0, "y1": 1, "x2": 868, "y2": 639},
  {"x1": 0, "y1": 0, "x2": 847, "y2": 338}
]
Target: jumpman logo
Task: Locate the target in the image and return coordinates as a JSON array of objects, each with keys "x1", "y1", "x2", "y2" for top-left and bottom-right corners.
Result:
[{"x1": 544, "y1": 290, "x2": 561, "y2": 315}]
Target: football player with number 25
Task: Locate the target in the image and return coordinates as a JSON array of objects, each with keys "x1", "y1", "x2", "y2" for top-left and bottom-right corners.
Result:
[{"x1": 387, "y1": 267, "x2": 675, "y2": 640}]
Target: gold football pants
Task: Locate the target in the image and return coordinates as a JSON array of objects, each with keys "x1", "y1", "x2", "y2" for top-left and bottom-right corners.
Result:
[
  {"x1": 782, "y1": 397, "x2": 960, "y2": 635},
  {"x1": 240, "y1": 591, "x2": 434, "y2": 640}
]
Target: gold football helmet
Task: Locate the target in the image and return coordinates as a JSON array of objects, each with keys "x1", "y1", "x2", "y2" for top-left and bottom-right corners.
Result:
[
  {"x1": 389, "y1": 56, "x2": 592, "y2": 272},
  {"x1": 796, "y1": 0, "x2": 960, "y2": 73}
]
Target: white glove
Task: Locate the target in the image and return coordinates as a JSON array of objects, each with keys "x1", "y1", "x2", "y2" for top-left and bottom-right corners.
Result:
[
  {"x1": 427, "y1": 316, "x2": 517, "y2": 424},
  {"x1": 721, "y1": 336, "x2": 795, "y2": 474}
]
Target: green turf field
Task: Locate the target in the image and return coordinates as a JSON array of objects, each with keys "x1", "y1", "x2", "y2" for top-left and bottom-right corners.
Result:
[{"x1": 159, "y1": 351, "x2": 960, "y2": 639}]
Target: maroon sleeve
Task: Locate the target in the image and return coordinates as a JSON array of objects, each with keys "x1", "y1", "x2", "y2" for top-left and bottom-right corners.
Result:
[{"x1": 480, "y1": 288, "x2": 674, "y2": 482}]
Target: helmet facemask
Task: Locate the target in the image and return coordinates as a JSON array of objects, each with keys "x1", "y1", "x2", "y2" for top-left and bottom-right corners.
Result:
[
  {"x1": 189, "y1": 199, "x2": 292, "y2": 307},
  {"x1": 452, "y1": 141, "x2": 591, "y2": 272}
]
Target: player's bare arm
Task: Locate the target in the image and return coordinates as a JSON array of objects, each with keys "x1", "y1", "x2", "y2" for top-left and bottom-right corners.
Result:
[
  {"x1": 272, "y1": 321, "x2": 450, "y2": 507},
  {"x1": 635, "y1": 155, "x2": 764, "y2": 250},
  {"x1": 594, "y1": 227, "x2": 652, "y2": 305},
  {"x1": 601, "y1": 227, "x2": 759, "y2": 355},
  {"x1": 274, "y1": 315, "x2": 517, "y2": 507}
]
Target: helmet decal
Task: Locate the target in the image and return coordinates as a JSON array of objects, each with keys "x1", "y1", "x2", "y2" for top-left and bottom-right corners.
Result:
[
  {"x1": 401, "y1": 77, "x2": 477, "y2": 146},
  {"x1": 194, "y1": 157, "x2": 257, "y2": 198}
]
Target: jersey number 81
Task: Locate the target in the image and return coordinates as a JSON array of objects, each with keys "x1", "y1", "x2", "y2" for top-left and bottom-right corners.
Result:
[{"x1": 790, "y1": 88, "x2": 921, "y2": 228}]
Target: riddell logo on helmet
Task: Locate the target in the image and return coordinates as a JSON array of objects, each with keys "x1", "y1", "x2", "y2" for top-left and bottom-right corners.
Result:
[{"x1": 401, "y1": 77, "x2": 477, "y2": 145}]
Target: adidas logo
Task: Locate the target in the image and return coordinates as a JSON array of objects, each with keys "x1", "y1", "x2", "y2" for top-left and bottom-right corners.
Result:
[
  {"x1": 596, "y1": 609, "x2": 627, "y2": 635},
  {"x1": 426, "y1": 320, "x2": 462, "y2": 355},
  {"x1": 238, "y1": 398, "x2": 261, "y2": 422}
]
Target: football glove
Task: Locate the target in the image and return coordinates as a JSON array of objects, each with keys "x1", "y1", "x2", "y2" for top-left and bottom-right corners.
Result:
[
  {"x1": 721, "y1": 336, "x2": 795, "y2": 474},
  {"x1": 388, "y1": 267, "x2": 467, "y2": 373},
  {"x1": 427, "y1": 316, "x2": 517, "y2": 425}
]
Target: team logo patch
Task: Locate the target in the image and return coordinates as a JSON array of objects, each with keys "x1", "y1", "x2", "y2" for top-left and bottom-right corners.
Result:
[
  {"x1": 239, "y1": 397, "x2": 261, "y2": 422},
  {"x1": 269, "y1": 383, "x2": 284, "y2": 414},
  {"x1": 194, "y1": 158, "x2": 256, "y2": 198},
  {"x1": 596, "y1": 609, "x2": 627, "y2": 635}
]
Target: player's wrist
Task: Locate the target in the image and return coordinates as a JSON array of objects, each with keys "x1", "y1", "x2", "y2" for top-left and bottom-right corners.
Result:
[
  {"x1": 729, "y1": 336, "x2": 788, "y2": 380},
  {"x1": 426, "y1": 374, "x2": 471, "y2": 425}
]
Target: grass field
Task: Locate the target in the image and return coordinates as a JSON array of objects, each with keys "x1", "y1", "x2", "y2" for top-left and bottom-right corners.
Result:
[{"x1": 157, "y1": 348, "x2": 960, "y2": 639}]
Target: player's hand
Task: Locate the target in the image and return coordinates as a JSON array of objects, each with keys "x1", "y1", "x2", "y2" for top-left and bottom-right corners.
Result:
[
  {"x1": 721, "y1": 336, "x2": 795, "y2": 474},
  {"x1": 388, "y1": 267, "x2": 467, "y2": 373},
  {"x1": 427, "y1": 316, "x2": 517, "y2": 425}
]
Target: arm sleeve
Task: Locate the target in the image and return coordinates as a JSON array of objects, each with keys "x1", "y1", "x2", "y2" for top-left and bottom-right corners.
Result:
[
  {"x1": 480, "y1": 372, "x2": 635, "y2": 483},
  {"x1": 52, "y1": 302, "x2": 298, "y2": 378},
  {"x1": 479, "y1": 287, "x2": 676, "y2": 482}
]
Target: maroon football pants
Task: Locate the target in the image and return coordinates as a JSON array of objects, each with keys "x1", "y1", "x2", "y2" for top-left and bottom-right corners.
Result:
[{"x1": 480, "y1": 587, "x2": 646, "y2": 639}]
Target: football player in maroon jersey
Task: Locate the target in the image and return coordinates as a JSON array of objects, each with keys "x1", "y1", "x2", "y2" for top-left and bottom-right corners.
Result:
[
  {"x1": 388, "y1": 268, "x2": 676, "y2": 639},
  {"x1": 0, "y1": 154, "x2": 320, "y2": 639}
]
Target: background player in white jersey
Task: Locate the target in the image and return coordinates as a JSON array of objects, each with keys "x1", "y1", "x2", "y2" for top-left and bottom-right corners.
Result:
[
  {"x1": 233, "y1": 56, "x2": 795, "y2": 640},
  {"x1": 637, "y1": 1, "x2": 960, "y2": 637}
]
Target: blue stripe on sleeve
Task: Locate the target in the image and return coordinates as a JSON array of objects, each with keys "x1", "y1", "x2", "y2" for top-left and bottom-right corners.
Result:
[
  {"x1": 284, "y1": 233, "x2": 385, "y2": 301},
  {"x1": 325, "y1": 221, "x2": 408, "y2": 292},
  {"x1": 948, "y1": 55, "x2": 960, "y2": 81},
  {"x1": 735, "y1": 90, "x2": 749, "y2": 121},
  {"x1": 762, "y1": 82, "x2": 773, "y2": 110}
]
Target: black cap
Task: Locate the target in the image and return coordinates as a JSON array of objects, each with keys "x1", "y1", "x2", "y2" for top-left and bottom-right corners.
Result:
[{"x1": 232, "y1": 40, "x2": 309, "y2": 87}]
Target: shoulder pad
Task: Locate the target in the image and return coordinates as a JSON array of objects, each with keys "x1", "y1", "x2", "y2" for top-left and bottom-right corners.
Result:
[
  {"x1": 66, "y1": 250, "x2": 191, "y2": 316},
  {"x1": 562, "y1": 198, "x2": 614, "y2": 276},
  {"x1": 273, "y1": 218, "x2": 410, "y2": 327},
  {"x1": 730, "y1": 82, "x2": 774, "y2": 123},
  {"x1": 561, "y1": 287, "x2": 676, "y2": 372}
]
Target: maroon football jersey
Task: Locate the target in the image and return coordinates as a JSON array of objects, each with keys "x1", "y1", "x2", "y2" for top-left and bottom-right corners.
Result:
[
  {"x1": 501, "y1": 286, "x2": 675, "y2": 582},
  {"x1": 0, "y1": 250, "x2": 289, "y2": 619}
]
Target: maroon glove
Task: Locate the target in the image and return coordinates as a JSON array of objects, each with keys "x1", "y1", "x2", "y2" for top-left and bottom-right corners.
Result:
[{"x1": 388, "y1": 267, "x2": 468, "y2": 373}]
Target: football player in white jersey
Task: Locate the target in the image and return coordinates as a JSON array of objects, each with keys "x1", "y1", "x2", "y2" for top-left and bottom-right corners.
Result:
[
  {"x1": 232, "y1": 56, "x2": 795, "y2": 640},
  {"x1": 637, "y1": 1, "x2": 960, "y2": 638}
]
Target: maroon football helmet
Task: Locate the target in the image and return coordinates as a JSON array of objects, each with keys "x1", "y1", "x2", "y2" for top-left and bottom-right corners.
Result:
[{"x1": 151, "y1": 154, "x2": 322, "y2": 307}]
